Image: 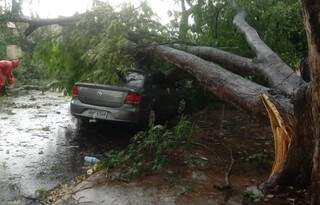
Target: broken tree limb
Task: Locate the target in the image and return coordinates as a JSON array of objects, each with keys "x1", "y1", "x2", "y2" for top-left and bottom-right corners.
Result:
[
  {"x1": 233, "y1": 11, "x2": 275, "y2": 61},
  {"x1": 148, "y1": 44, "x2": 271, "y2": 115},
  {"x1": 9, "y1": 85, "x2": 42, "y2": 92},
  {"x1": 3, "y1": 15, "x2": 80, "y2": 36},
  {"x1": 261, "y1": 94, "x2": 291, "y2": 178},
  {"x1": 261, "y1": 84, "x2": 313, "y2": 191},
  {"x1": 179, "y1": 45, "x2": 304, "y2": 96},
  {"x1": 174, "y1": 45, "x2": 259, "y2": 78},
  {"x1": 233, "y1": 11, "x2": 304, "y2": 95},
  {"x1": 8, "y1": 81, "x2": 60, "y2": 93}
]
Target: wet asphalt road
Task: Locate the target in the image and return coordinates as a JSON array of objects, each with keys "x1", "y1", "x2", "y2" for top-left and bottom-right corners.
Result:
[{"x1": 0, "y1": 91, "x2": 132, "y2": 205}]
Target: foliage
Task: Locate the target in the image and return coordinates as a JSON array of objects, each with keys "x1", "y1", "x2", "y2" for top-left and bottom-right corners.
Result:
[
  {"x1": 242, "y1": 186, "x2": 264, "y2": 203},
  {"x1": 0, "y1": 2, "x2": 42, "y2": 84},
  {"x1": 13, "y1": 56, "x2": 43, "y2": 84},
  {"x1": 0, "y1": 0, "x2": 24, "y2": 59},
  {"x1": 98, "y1": 117, "x2": 193, "y2": 179},
  {"x1": 238, "y1": 0, "x2": 306, "y2": 68},
  {"x1": 0, "y1": 21, "x2": 16, "y2": 59},
  {"x1": 32, "y1": 1, "x2": 170, "y2": 91},
  {"x1": 170, "y1": 0, "x2": 306, "y2": 67},
  {"x1": 0, "y1": 0, "x2": 307, "y2": 100}
]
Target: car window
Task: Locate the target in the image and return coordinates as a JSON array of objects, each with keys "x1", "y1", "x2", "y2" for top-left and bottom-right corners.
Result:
[{"x1": 125, "y1": 72, "x2": 145, "y2": 87}]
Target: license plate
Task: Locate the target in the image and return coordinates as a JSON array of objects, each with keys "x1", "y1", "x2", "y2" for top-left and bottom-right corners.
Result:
[{"x1": 86, "y1": 110, "x2": 108, "y2": 119}]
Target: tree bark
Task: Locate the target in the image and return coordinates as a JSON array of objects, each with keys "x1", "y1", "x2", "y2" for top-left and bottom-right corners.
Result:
[
  {"x1": 301, "y1": 0, "x2": 320, "y2": 204},
  {"x1": 145, "y1": 44, "x2": 293, "y2": 116},
  {"x1": 3, "y1": 15, "x2": 80, "y2": 36},
  {"x1": 263, "y1": 85, "x2": 313, "y2": 189},
  {"x1": 233, "y1": 11, "x2": 304, "y2": 96},
  {"x1": 187, "y1": 45, "x2": 303, "y2": 95}
]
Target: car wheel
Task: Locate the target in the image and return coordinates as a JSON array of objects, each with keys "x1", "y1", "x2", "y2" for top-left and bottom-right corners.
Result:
[
  {"x1": 76, "y1": 118, "x2": 90, "y2": 132},
  {"x1": 148, "y1": 109, "x2": 156, "y2": 128},
  {"x1": 177, "y1": 98, "x2": 187, "y2": 115}
]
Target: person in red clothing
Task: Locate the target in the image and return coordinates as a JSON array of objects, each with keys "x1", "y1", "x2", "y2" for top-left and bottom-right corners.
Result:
[{"x1": 0, "y1": 59, "x2": 20, "y2": 93}]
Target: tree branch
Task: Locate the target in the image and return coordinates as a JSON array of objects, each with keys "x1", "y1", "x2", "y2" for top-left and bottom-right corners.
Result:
[
  {"x1": 177, "y1": 45, "x2": 259, "y2": 77},
  {"x1": 178, "y1": 45, "x2": 304, "y2": 95},
  {"x1": 232, "y1": 11, "x2": 305, "y2": 95},
  {"x1": 4, "y1": 15, "x2": 80, "y2": 36},
  {"x1": 144, "y1": 44, "x2": 282, "y2": 115},
  {"x1": 233, "y1": 11, "x2": 275, "y2": 61},
  {"x1": 230, "y1": 4, "x2": 304, "y2": 96}
]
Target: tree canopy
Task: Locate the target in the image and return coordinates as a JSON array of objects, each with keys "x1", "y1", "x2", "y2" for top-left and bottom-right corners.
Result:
[{"x1": 0, "y1": 0, "x2": 306, "y2": 90}]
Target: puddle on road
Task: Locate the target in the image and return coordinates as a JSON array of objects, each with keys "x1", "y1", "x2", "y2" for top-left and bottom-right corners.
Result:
[{"x1": 0, "y1": 91, "x2": 83, "y2": 204}]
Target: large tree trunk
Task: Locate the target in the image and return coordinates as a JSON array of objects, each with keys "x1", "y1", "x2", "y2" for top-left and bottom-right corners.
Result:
[
  {"x1": 262, "y1": 85, "x2": 313, "y2": 189},
  {"x1": 301, "y1": 0, "x2": 320, "y2": 204}
]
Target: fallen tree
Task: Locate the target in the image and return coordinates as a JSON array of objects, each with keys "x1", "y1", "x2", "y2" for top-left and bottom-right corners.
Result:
[
  {"x1": 146, "y1": 3, "x2": 320, "y2": 203},
  {"x1": 2, "y1": 0, "x2": 320, "y2": 203},
  {"x1": 8, "y1": 80, "x2": 60, "y2": 94},
  {"x1": 142, "y1": 6, "x2": 318, "y2": 201}
]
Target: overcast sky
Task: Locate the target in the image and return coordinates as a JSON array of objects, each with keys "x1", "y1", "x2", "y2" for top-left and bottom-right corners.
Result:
[{"x1": 22, "y1": 0, "x2": 177, "y2": 24}]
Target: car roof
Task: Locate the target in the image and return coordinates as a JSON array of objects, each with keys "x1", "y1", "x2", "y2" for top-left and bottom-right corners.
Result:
[{"x1": 127, "y1": 69, "x2": 145, "y2": 74}]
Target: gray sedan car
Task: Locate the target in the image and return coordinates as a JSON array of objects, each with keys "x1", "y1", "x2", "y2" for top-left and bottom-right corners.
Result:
[{"x1": 70, "y1": 70, "x2": 187, "y2": 129}]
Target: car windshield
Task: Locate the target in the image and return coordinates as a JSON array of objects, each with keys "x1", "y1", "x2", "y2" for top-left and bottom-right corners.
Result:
[{"x1": 124, "y1": 72, "x2": 145, "y2": 87}]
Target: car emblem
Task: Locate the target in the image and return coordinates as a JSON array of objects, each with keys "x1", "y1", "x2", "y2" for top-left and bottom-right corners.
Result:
[{"x1": 97, "y1": 90, "x2": 103, "y2": 97}]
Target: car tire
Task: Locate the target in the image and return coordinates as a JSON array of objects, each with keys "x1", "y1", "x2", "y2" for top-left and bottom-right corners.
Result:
[{"x1": 76, "y1": 118, "x2": 90, "y2": 133}]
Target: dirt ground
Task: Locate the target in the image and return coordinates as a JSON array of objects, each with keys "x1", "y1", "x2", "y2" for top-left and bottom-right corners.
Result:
[
  {"x1": 54, "y1": 104, "x2": 309, "y2": 205},
  {"x1": 170, "y1": 106, "x2": 309, "y2": 204}
]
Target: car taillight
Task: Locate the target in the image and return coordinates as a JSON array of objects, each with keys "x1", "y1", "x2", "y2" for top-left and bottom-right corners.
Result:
[
  {"x1": 71, "y1": 86, "x2": 79, "y2": 97},
  {"x1": 125, "y1": 92, "x2": 141, "y2": 105}
]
